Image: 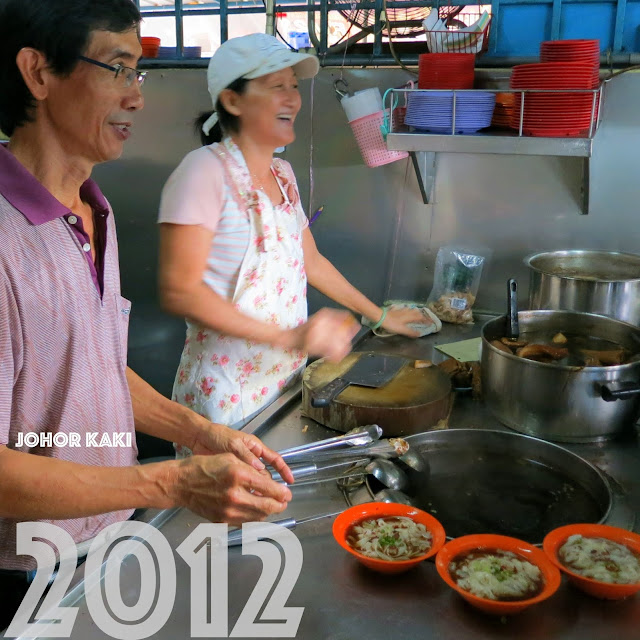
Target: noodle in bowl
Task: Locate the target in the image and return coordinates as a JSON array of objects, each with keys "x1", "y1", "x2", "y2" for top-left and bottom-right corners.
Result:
[
  {"x1": 543, "y1": 523, "x2": 640, "y2": 599},
  {"x1": 347, "y1": 516, "x2": 432, "y2": 561},
  {"x1": 436, "y1": 534, "x2": 561, "y2": 615},
  {"x1": 332, "y1": 503, "x2": 446, "y2": 574}
]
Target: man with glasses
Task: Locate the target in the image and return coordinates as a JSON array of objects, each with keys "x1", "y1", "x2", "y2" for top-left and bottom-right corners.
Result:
[{"x1": 0, "y1": 0, "x2": 295, "y2": 628}]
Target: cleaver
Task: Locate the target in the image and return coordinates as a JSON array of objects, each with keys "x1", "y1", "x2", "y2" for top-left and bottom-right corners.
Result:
[{"x1": 310, "y1": 353, "x2": 407, "y2": 408}]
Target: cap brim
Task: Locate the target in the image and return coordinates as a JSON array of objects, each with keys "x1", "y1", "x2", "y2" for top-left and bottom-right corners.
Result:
[
  {"x1": 244, "y1": 50, "x2": 319, "y2": 81},
  {"x1": 292, "y1": 53, "x2": 320, "y2": 79}
]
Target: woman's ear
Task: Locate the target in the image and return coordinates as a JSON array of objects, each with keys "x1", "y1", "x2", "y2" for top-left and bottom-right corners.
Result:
[
  {"x1": 15, "y1": 47, "x2": 50, "y2": 101},
  {"x1": 218, "y1": 88, "x2": 242, "y2": 117}
]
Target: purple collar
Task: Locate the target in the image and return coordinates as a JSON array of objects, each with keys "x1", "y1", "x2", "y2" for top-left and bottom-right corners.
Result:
[{"x1": 0, "y1": 143, "x2": 110, "y2": 224}]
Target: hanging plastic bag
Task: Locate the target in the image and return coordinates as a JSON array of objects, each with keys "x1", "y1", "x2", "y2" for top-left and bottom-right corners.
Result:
[{"x1": 427, "y1": 246, "x2": 488, "y2": 324}]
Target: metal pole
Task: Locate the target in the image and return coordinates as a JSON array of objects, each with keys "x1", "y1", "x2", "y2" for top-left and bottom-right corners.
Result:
[
  {"x1": 175, "y1": 0, "x2": 184, "y2": 56},
  {"x1": 265, "y1": 0, "x2": 275, "y2": 36},
  {"x1": 220, "y1": 0, "x2": 228, "y2": 43}
]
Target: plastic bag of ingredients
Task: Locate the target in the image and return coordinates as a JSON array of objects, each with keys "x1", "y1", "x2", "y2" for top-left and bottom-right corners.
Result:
[{"x1": 426, "y1": 247, "x2": 487, "y2": 324}]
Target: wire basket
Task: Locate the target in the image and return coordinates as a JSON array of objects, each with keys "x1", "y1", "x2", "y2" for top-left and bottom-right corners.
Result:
[
  {"x1": 425, "y1": 8, "x2": 492, "y2": 55},
  {"x1": 384, "y1": 86, "x2": 603, "y2": 139}
]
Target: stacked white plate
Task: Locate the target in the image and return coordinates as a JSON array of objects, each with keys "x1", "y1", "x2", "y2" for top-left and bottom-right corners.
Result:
[{"x1": 404, "y1": 91, "x2": 496, "y2": 133}]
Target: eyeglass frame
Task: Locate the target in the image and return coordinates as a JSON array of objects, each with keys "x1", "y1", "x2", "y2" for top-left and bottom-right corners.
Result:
[{"x1": 78, "y1": 55, "x2": 146, "y2": 88}]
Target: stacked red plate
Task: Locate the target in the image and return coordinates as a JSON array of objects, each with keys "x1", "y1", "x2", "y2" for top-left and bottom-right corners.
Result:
[
  {"x1": 509, "y1": 62, "x2": 599, "y2": 136},
  {"x1": 418, "y1": 53, "x2": 475, "y2": 90},
  {"x1": 540, "y1": 39, "x2": 600, "y2": 88}
]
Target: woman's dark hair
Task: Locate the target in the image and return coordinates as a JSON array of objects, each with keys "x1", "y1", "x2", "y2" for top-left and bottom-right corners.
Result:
[
  {"x1": 195, "y1": 77, "x2": 250, "y2": 146},
  {"x1": 0, "y1": 0, "x2": 141, "y2": 136}
]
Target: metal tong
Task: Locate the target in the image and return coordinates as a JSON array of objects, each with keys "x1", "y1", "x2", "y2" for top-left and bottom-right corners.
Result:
[
  {"x1": 275, "y1": 439, "x2": 409, "y2": 471},
  {"x1": 277, "y1": 424, "x2": 382, "y2": 462}
]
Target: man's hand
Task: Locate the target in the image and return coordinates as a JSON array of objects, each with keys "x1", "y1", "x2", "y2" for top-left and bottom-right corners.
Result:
[
  {"x1": 190, "y1": 422, "x2": 295, "y2": 485},
  {"x1": 169, "y1": 453, "x2": 292, "y2": 524}
]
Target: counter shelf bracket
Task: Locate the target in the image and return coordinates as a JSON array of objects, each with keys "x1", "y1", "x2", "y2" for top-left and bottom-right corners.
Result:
[
  {"x1": 404, "y1": 143, "x2": 593, "y2": 213},
  {"x1": 410, "y1": 151, "x2": 436, "y2": 205},
  {"x1": 581, "y1": 156, "x2": 591, "y2": 215}
]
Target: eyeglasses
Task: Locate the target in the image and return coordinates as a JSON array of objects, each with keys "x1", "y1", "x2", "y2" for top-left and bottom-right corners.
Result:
[{"x1": 78, "y1": 55, "x2": 146, "y2": 88}]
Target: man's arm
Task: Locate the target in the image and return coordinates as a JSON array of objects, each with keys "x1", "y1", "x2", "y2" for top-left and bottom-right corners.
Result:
[
  {"x1": 126, "y1": 367, "x2": 295, "y2": 483},
  {"x1": 0, "y1": 445, "x2": 173, "y2": 519},
  {"x1": 0, "y1": 445, "x2": 292, "y2": 525}
]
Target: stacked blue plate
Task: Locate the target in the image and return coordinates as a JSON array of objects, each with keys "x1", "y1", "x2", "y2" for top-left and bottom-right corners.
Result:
[{"x1": 404, "y1": 91, "x2": 496, "y2": 133}]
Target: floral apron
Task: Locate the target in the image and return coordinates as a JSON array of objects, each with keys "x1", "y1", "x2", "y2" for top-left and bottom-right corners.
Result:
[{"x1": 172, "y1": 139, "x2": 308, "y2": 452}]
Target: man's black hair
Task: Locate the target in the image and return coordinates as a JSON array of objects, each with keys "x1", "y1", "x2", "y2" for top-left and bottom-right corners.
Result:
[{"x1": 0, "y1": 0, "x2": 141, "y2": 136}]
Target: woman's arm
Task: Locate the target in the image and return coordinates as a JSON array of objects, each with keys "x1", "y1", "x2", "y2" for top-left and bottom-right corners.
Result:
[
  {"x1": 302, "y1": 228, "x2": 429, "y2": 337},
  {"x1": 158, "y1": 223, "x2": 286, "y2": 345},
  {"x1": 158, "y1": 223, "x2": 356, "y2": 360}
]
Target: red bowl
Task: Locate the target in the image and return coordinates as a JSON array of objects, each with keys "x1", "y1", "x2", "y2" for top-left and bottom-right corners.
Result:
[
  {"x1": 543, "y1": 524, "x2": 640, "y2": 600},
  {"x1": 332, "y1": 502, "x2": 446, "y2": 574},
  {"x1": 436, "y1": 534, "x2": 562, "y2": 615},
  {"x1": 141, "y1": 36, "x2": 161, "y2": 46}
]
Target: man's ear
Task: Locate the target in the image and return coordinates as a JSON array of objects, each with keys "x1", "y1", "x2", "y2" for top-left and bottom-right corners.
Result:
[
  {"x1": 218, "y1": 88, "x2": 242, "y2": 117},
  {"x1": 15, "y1": 47, "x2": 51, "y2": 101}
]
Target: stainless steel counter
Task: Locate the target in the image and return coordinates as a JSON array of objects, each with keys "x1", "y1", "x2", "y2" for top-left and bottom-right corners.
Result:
[{"x1": 33, "y1": 317, "x2": 640, "y2": 640}]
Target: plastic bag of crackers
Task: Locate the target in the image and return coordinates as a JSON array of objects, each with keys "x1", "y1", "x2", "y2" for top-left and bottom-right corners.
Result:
[{"x1": 426, "y1": 246, "x2": 488, "y2": 324}]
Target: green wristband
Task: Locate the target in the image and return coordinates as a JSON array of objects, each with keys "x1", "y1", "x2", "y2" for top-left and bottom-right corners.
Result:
[{"x1": 371, "y1": 307, "x2": 388, "y2": 331}]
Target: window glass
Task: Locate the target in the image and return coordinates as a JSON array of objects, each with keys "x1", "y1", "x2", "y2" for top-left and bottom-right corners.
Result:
[
  {"x1": 140, "y1": 16, "x2": 176, "y2": 47},
  {"x1": 228, "y1": 13, "x2": 267, "y2": 40},
  {"x1": 184, "y1": 15, "x2": 219, "y2": 57},
  {"x1": 139, "y1": 0, "x2": 175, "y2": 7}
]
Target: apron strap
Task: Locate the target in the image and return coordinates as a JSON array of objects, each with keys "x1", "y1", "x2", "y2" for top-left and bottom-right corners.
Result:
[{"x1": 207, "y1": 145, "x2": 250, "y2": 221}]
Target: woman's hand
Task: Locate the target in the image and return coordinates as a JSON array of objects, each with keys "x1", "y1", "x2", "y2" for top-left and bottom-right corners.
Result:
[
  {"x1": 283, "y1": 308, "x2": 359, "y2": 362},
  {"x1": 380, "y1": 307, "x2": 434, "y2": 338},
  {"x1": 191, "y1": 422, "x2": 295, "y2": 485}
]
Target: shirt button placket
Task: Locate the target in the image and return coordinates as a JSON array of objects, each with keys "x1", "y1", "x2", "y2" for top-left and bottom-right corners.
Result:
[{"x1": 82, "y1": 243, "x2": 91, "y2": 252}]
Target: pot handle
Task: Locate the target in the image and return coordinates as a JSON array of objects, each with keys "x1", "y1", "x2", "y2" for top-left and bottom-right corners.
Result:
[{"x1": 600, "y1": 381, "x2": 640, "y2": 401}]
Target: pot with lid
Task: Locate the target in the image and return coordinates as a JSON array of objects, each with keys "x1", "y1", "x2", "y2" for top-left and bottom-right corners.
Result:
[
  {"x1": 525, "y1": 250, "x2": 640, "y2": 326},
  {"x1": 481, "y1": 310, "x2": 640, "y2": 443}
]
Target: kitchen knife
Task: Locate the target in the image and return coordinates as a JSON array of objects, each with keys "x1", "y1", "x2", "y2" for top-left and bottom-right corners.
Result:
[
  {"x1": 506, "y1": 278, "x2": 519, "y2": 339},
  {"x1": 311, "y1": 353, "x2": 407, "y2": 408},
  {"x1": 227, "y1": 511, "x2": 342, "y2": 546}
]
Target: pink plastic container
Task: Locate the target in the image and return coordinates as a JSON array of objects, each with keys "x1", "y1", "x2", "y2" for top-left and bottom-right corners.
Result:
[{"x1": 350, "y1": 111, "x2": 408, "y2": 168}]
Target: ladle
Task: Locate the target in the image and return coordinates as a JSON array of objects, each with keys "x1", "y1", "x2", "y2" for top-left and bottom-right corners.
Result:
[
  {"x1": 365, "y1": 459, "x2": 410, "y2": 492},
  {"x1": 295, "y1": 458, "x2": 410, "y2": 492},
  {"x1": 397, "y1": 449, "x2": 430, "y2": 476},
  {"x1": 372, "y1": 489, "x2": 418, "y2": 507}
]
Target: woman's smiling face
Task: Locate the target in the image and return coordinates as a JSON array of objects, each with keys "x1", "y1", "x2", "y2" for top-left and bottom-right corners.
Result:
[{"x1": 229, "y1": 67, "x2": 302, "y2": 148}]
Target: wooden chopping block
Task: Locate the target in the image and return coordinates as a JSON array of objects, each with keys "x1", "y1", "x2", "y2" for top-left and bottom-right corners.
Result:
[{"x1": 301, "y1": 352, "x2": 453, "y2": 437}]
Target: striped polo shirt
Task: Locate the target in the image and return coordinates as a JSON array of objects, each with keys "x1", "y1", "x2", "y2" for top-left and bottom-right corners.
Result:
[{"x1": 0, "y1": 144, "x2": 137, "y2": 571}]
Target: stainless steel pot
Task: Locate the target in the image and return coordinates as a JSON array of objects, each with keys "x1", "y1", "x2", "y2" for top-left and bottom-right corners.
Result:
[
  {"x1": 525, "y1": 250, "x2": 640, "y2": 326},
  {"x1": 481, "y1": 310, "x2": 640, "y2": 443}
]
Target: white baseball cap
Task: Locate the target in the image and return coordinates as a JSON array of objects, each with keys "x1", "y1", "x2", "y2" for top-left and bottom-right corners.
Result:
[{"x1": 202, "y1": 33, "x2": 319, "y2": 135}]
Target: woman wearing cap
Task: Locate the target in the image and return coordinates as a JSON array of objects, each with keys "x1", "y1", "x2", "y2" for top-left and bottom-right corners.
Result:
[{"x1": 158, "y1": 34, "x2": 429, "y2": 442}]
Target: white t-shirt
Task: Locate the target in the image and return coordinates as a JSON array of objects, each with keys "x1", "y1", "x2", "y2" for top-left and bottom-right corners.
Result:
[{"x1": 158, "y1": 144, "x2": 308, "y2": 299}]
